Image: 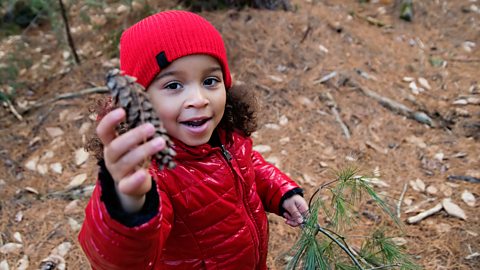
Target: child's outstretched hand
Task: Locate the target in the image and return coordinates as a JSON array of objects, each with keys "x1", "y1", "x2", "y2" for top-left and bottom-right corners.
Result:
[
  {"x1": 282, "y1": 195, "x2": 309, "y2": 227},
  {"x1": 97, "y1": 108, "x2": 167, "y2": 213}
]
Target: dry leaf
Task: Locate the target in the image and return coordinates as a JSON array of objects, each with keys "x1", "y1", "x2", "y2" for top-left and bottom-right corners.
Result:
[
  {"x1": 75, "y1": 148, "x2": 89, "y2": 166},
  {"x1": 25, "y1": 156, "x2": 39, "y2": 171},
  {"x1": 45, "y1": 127, "x2": 64, "y2": 138},
  {"x1": 0, "y1": 243, "x2": 23, "y2": 254},
  {"x1": 13, "y1": 232, "x2": 22, "y2": 243},
  {"x1": 426, "y1": 185, "x2": 438, "y2": 195},
  {"x1": 409, "y1": 178, "x2": 426, "y2": 192},
  {"x1": 279, "y1": 115, "x2": 288, "y2": 126},
  {"x1": 50, "y1": 163, "x2": 63, "y2": 174},
  {"x1": 418, "y1": 77, "x2": 431, "y2": 90},
  {"x1": 24, "y1": 187, "x2": 39, "y2": 194},
  {"x1": 15, "y1": 211, "x2": 23, "y2": 222},
  {"x1": 64, "y1": 200, "x2": 80, "y2": 214},
  {"x1": 79, "y1": 122, "x2": 92, "y2": 135},
  {"x1": 67, "y1": 173, "x2": 87, "y2": 189},
  {"x1": 461, "y1": 190, "x2": 476, "y2": 207},
  {"x1": 253, "y1": 145, "x2": 272, "y2": 153},
  {"x1": 279, "y1": 137, "x2": 290, "y2": 145},
  {"x1": 442, "y1": 198, "x2": 467, "y2": 220},
  {"x1": 391, "y1": 237, "x2": 407, "y2": 246},
  {"x1": 16, "y1": 255, "x2": 29, "y2": 270},
  {"x1": 68, "y1": 218, "x2": 81, "y2": 232},
  {"x1": 0, "y1": 260, "x2": 8, "y2": 270},
  {"x1": 37, "y1": 164, "x2": 48, "y2": 175}
]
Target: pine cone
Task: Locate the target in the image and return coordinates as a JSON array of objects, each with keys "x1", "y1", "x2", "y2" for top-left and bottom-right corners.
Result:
[{"x1": 106, "y1": 69, "x2": 176, "y2": 170}]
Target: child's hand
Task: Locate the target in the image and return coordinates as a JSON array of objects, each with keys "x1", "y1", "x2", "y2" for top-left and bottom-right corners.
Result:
[
  {"x1": 97, "y1": 108, "x2": 166, "y2": 212},
  {"x1": 282, "y1": 194, "x2": 309, "y2": 227}
]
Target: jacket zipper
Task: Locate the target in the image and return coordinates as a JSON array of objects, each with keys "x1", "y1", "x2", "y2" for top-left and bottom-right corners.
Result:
[{"x1": 219, "y1": 145, "x2": 261, "y2": 266}]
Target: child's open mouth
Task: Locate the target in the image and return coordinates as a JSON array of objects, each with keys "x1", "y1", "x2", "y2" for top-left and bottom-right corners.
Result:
[{"x1": 180, "y1": 118, "x2": 211, "y2": 127}]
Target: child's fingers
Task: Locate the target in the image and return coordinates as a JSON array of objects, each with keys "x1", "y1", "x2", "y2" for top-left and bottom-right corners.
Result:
[
  {"x1": 105, "y1": 123, "x2": 155, "y2": 163},
  {"x1": 117, "y1": 169, "x2": 152, "y2": 196},
  {"x1": 96, "y1": 108, "x2": 126, "y2": 145},
  {"x1": 111, "y1": 137, "x2": 166, "y2": 179}
]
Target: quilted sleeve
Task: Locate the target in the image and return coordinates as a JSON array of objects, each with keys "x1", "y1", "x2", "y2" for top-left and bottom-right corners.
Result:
[
  {"x1": 78, "y1": 177, "x2": 173, "y2": 270},
  {"x1": 251, "y1": 150, "x2": 300, "y2": 215}
]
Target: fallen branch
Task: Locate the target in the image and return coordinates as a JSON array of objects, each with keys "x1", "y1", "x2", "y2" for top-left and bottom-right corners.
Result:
[
  {"x1": 5, "y1": 99, "x2": 23, "y2": 120},
  {"x1": 447, "y1": 175, "x2": 480, "y2": 184},
  {"x1": 397, "y1": 183, "x2": 408, "y2": 219},
  {"x1": 59, "y1": 0, "x2": 80, "y2": 64},
  {"x1": 346, "y1": 79, "x2": 434, "y2": 127},
  {"x1": 407, "y1": 203, "x2": 442, "y2": 224},
  {"x1": 21, "y1": 86, "x2": 109, "y2": 114},
  {"x1": 322, "y1": 92, "x2": 351, "y2": 139}
]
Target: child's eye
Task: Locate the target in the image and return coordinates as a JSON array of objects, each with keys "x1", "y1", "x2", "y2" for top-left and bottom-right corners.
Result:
[
  {"x1": 204, "y1": 77, "x2": 220, "y2": 87},
  {"x1": 165, "y1": 82, "x2": 182, "y2": 90}
]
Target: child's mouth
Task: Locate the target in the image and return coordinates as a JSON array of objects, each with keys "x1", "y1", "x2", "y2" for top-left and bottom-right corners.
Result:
[{"x1": 180, "y1": 118, "x2": 211, "y2": 127}]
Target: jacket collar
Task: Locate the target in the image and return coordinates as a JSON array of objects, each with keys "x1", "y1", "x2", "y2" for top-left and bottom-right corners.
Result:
[{"x1": 170, "y1": 129, "x2": 228, "y2": 160}]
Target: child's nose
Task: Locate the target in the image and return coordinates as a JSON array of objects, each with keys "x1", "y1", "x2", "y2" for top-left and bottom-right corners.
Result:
[{"x1": 185, "y1": 85, "x2": 209, "y2": 108}]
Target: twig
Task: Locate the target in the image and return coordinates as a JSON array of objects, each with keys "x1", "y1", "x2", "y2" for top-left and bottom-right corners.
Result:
[
  {"x1": 322, "y1": 92, "x2": 351, "y2": 139},
  {"x1": 396, "y1": 183, "x2": 408, "y2": 218},
  {"x1": 449, "y1": 58, "x2": 480, "y2": 63},
  {"x1": 300, "y1": 24, "x2": 311, "y2": 44},
  {"x1": 58, "y1": 0, "x2": 80, "y2": 65},
  {"x1": 366, "y1": 264, "x2": 401, "y2": 270},
  {"x1": 21, "y1": 86, "x2": 109, "y2": 114},
  {"x1": 313, "y1": 71, "x2": 337, "y2": 85},
  {"x1": 5, "y1": 99, "x2": 23, "y2": 120},
  {"x1": 406, "y1": 203, "x2": 443, "y2": 224},
  {"x1": 346, "y1": 79, "x2": 434, "y2": 127},
  {"x1": 447, "y1": 175, "x2": 480, "y2": 184},
  {"x1": 315, "y1": 223, "x2": 365, "y2": 270}
]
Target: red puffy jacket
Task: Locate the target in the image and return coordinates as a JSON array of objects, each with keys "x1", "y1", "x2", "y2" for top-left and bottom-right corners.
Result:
[{"x1": 79, "y1": 130, "x2": 300, "y2": 269}]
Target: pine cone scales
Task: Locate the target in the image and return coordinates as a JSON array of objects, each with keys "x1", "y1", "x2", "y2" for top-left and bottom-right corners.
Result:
[{"x1": 106, "y1": 69, "x2": 176, "y2": 170}]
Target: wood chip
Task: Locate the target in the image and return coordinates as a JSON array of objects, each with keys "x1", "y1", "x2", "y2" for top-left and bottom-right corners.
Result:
[
  {"x1": 426, "y1": 185, "x2": 438, "y2": 195},
  {"x1": 75, "y1": 148, "x2": 89, "y2": 166},
  {"x1": 461, "y1": 190, "x2": 476, "y2": 207},
  {"x1": 407, "y1": 203, "x2": 443, "y2": 224},
  {"x1": 442, "y1": 198, "x2": 467, "y2": 220},
  {"x1": 66, "y1": 173, "x2": 87, "y2": 189}
]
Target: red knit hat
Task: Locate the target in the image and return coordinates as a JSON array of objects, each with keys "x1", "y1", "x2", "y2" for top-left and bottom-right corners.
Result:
[{"x1": 119, "y1": 10, "x2": 231, "y2": 89}]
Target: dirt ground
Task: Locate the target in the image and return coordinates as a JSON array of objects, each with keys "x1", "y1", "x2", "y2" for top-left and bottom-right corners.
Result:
[{"x1": 0, "y1": 0, "x2": 479, "y2": 269}]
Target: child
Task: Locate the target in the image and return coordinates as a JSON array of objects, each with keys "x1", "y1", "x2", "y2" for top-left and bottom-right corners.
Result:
[{"x1": 79, "y1": 10, "x2": 308, "y2": 269}]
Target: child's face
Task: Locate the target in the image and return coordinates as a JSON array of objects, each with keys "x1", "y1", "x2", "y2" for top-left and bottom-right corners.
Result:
[{"x1": 146, "y1": 55, "x2": 226, "y2": 146}]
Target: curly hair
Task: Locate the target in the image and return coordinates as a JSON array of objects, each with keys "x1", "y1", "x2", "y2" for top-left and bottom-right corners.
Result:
[{"x1": 85, "y1": 84, "x2": 258, "y2": 160}]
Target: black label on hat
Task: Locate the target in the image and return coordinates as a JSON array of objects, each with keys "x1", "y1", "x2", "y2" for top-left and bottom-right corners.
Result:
[{"x1": 156, "y1": 51, "x2": 170, "y2": 69}]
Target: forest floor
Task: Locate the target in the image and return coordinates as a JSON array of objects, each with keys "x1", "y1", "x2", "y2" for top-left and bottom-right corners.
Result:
[{"x1": 0, "y1": 0, "x2": 479, "y2": 269}]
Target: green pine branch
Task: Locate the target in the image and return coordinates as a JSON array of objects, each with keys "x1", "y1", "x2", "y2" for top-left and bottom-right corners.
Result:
[{"x1": 284, "y1": 166, "x2": 420, "y2": 270}]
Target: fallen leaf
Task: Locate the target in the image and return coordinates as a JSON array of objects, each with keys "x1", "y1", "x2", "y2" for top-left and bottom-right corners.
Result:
[
  {"x1": 15, "y1": 211, "x2": 23, "y2": 222},
  {"x1": 50, "y1": 163, "x2": 63, "y2": 174},
  {"x1": 25, "y1": 156, "x2": 39, "y2": 171},
  {"x1": 279, "y1": 137, "x2": 290, "y2": 145},
  {"x1": 253, "y1": 145, "x2": 272, "y2": 153},
  {"x1": 0, "y1": 243, "x2": 23, "y2": 254},
  {"x1": 66, "y1": 173, "x2": 87, "y2": 189},
  {"x1": 13, "y1": 232, "x2": 22, "y2": 243},
  {"x1": 461, "y1": 190, "x2": 476, "y2": 207},
  {"x1": 64, "y1": 200, "x2": 80, "y2": 214},
  {"x1": 0, "y1": 260, "x2": 8, "y2": 270},
  {"x1": 418, "y1": 77, "x2": 431, "y2": 90},
  {"x1": 264, "y1": 123, "x2": 280, "y2": 130},
  {"x1": 45, "y1": 127, "x2": 64, "y2": 138},
  {"x1": 75, "y1": 148, "x2": 89, "y2": 166},
  {"x1": 24, "y1": 187, "x2": 39, "y2": 195},
  {"x1": 391, "y1": 237, "x2": 407, "y2": 246},
  {"x1": 16, "y1": 255, "x2": 29, "y2": 270},
  {"x1": 68, "y1": 218, "x2": 81, "y2": 232},
  {"x1": 79, "y1": 122, "x2": 92, "y2": 135},
  {"x1": 409, "y1": 178, "x2": 426, "y2": 192},
  {"x1": 279, "y1": 115, "x2": 288, "y2": 126},
  {"x1": 426, "y1": 185, "x2": 438, "y2": 195},
  {"x1": 442, "y1": 198, "x2": 467, "y2": 220},
  {"x1": 37, "y1": 164, "x2": 48, "y2": 175}
]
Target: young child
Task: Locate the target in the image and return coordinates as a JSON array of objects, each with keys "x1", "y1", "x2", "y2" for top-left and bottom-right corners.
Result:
[{"x1": 79, "y1": 10, "x2": 308, "y2": 269}]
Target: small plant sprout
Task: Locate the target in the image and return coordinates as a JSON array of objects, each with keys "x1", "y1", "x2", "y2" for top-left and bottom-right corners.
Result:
[{"x1": 285, "y1": 166, "x2": 420, "y2": 270}]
